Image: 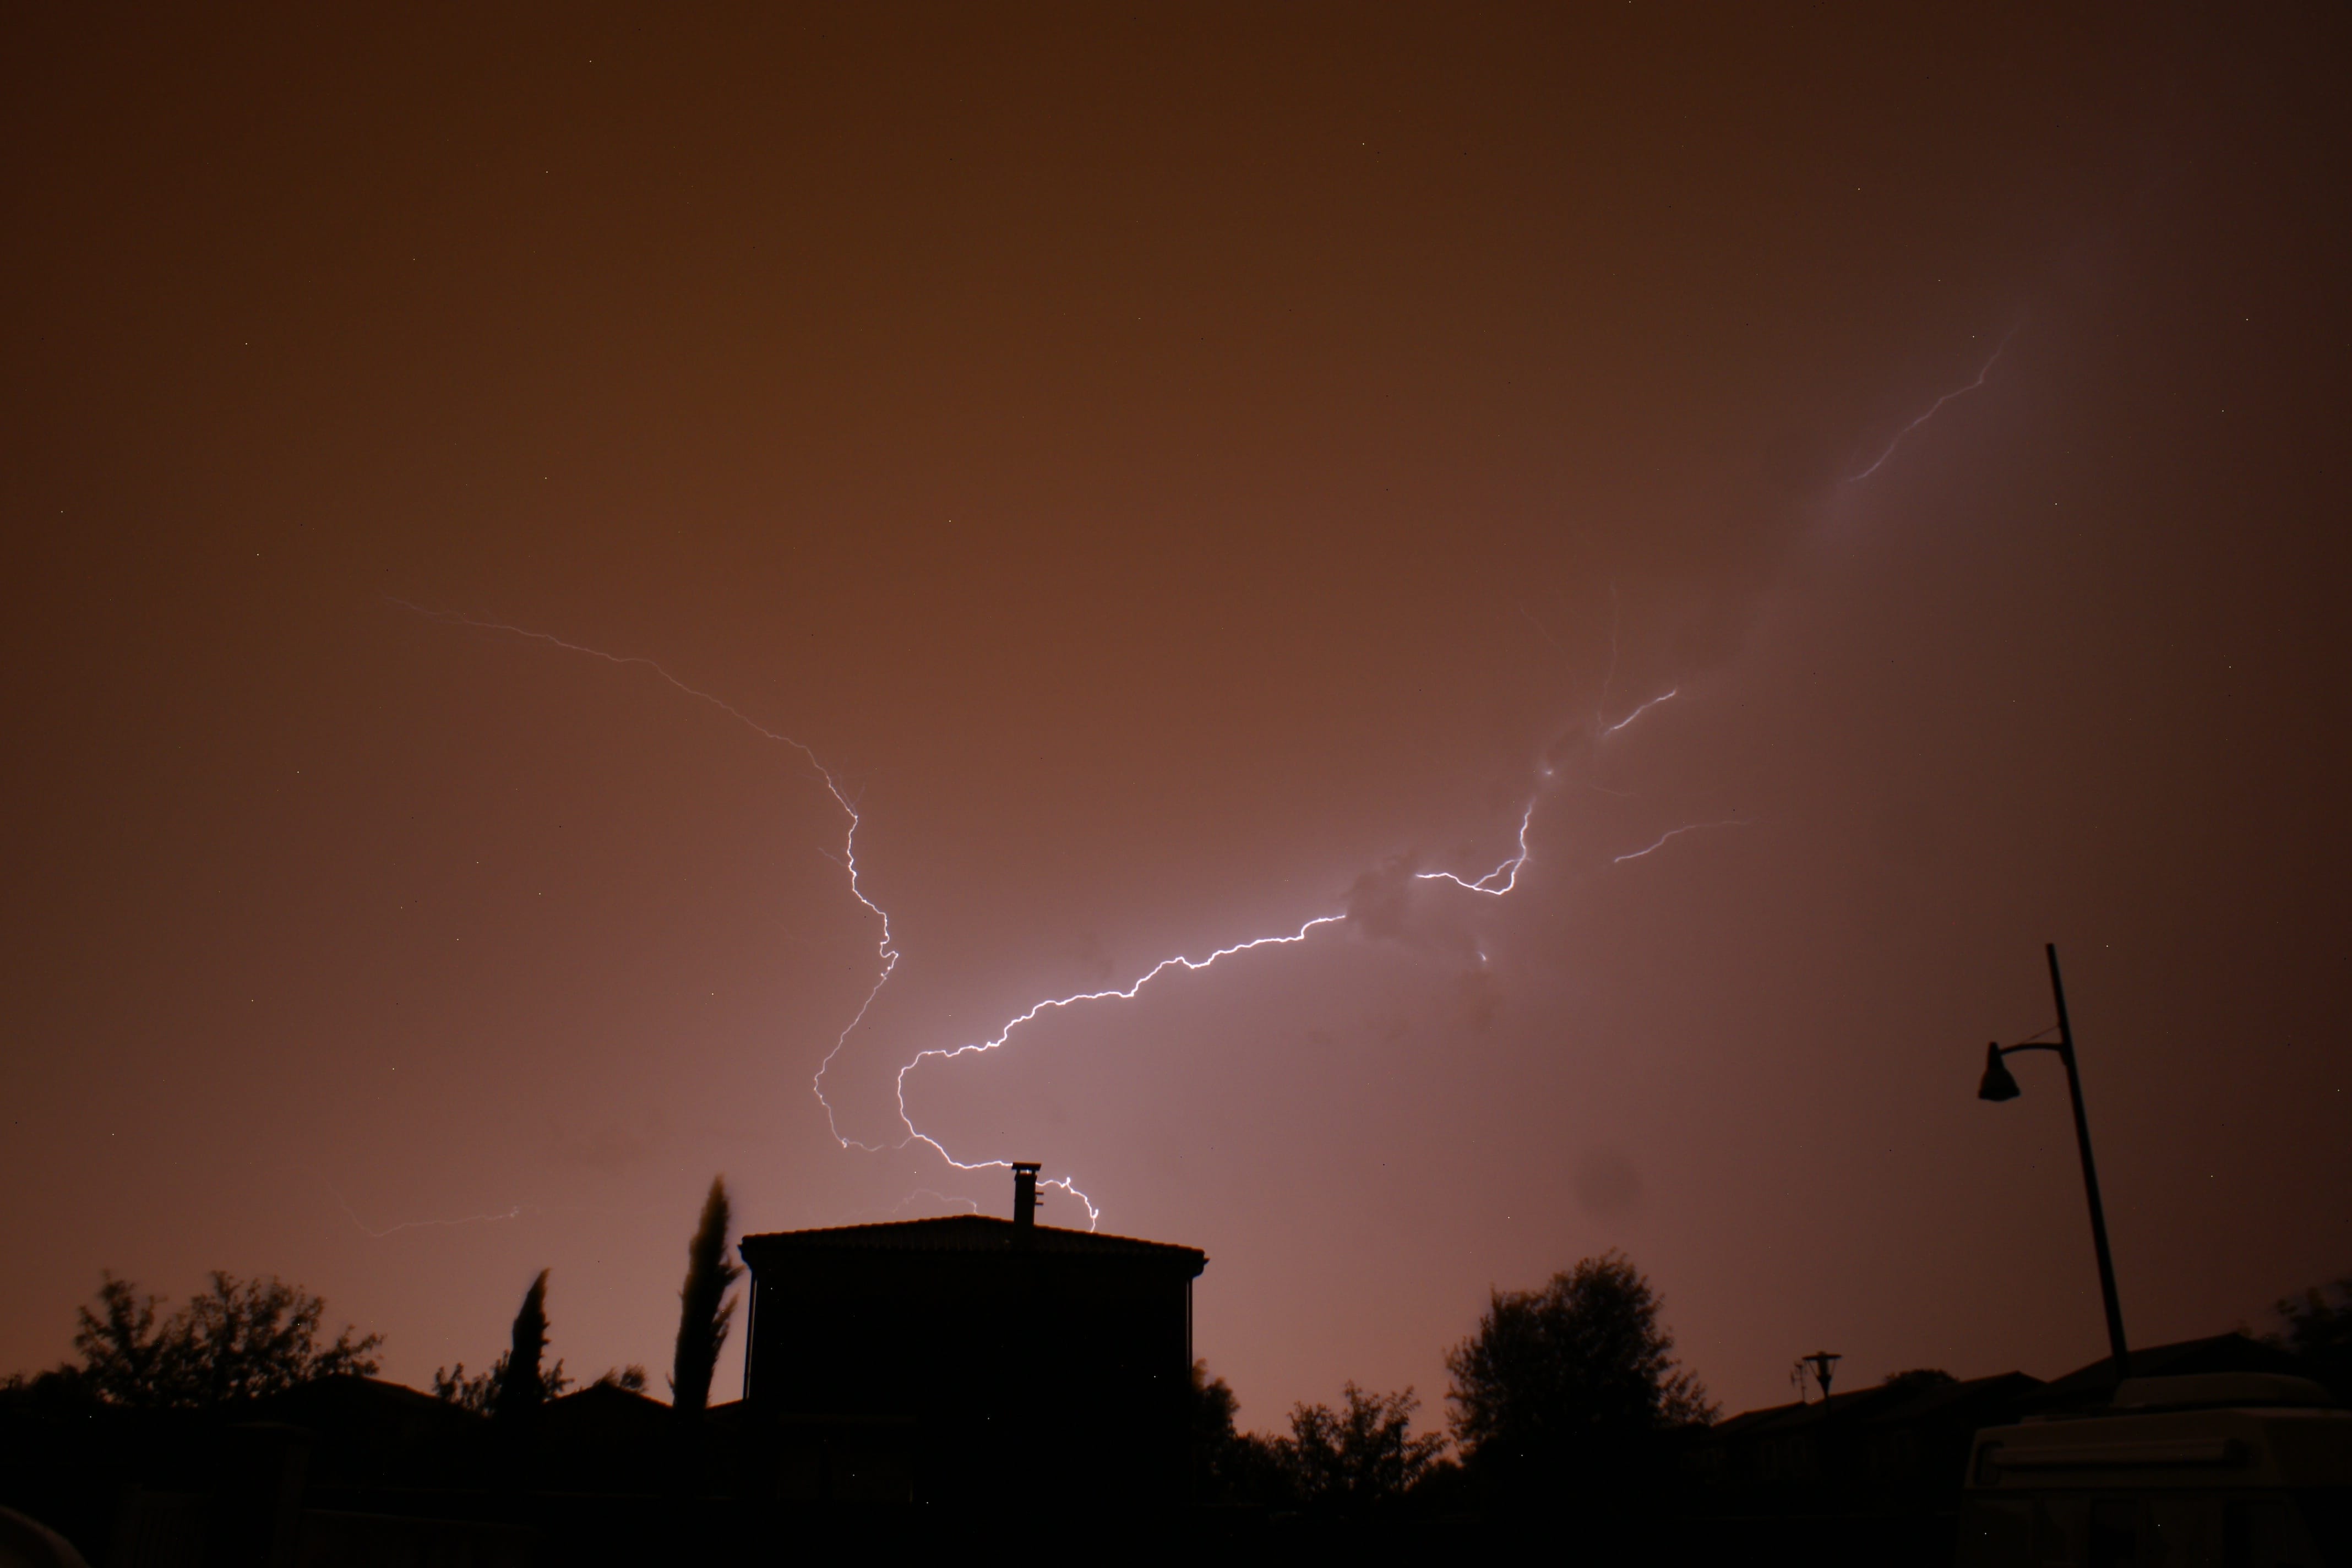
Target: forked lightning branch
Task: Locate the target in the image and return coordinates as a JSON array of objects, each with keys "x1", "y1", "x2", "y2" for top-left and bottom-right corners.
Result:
[{"x1": 398, "y1": 601, "x2": 1701, "y2": 1228}]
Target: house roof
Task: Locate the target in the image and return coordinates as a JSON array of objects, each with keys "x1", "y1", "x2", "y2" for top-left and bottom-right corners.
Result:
[
  {"x1": 1861, "y1": 1370, "x2": 2045, "y2": 1428},
  {"x1": 1702, "y1": 1337, "x2": 2305, "y2": 1438},
  {"x1": 1705, "y1": 1370, "x2": 2045, "y2": 1440},
  {"x1": 256, "y1": 1374, "x2": 483, "y2": 1436},
  {"x1": 739, "y1": 1213, "x2": 1205, "y2": 1273},
  {"x1": 540, "y1": 1380, "x2": 673, "y2": 1439}
]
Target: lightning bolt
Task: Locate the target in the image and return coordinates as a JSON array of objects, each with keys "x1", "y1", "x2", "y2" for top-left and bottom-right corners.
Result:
[
  {"x1": 1846, "y1": 328, "x2": 2016, "y2": 482},
  {"x1": 337, "y1": 1193, "x2": 532, "y2": 1239},
  {"x1": 383, "y1": 328, "x2": 2013, "y2": 1232},
  {"x1": 1414, "y1": 800, "x2": 1538, "y2": 895},
  {"x1": 1611, "y1": 818, "x2": 1749, "y2": 863},
  {"x1": 399, "y1": 602, "x2": 1714, "y2": 1229},
  {"x1": 887, "y1": 912, "x2": 1353, "y2": 1224},
  {"x1": 388, "y1": 601, "x2": 901, "y2": 1155},
  {"x1": 890, "y1": 653, "x2": 1709, "y2": 1210},
  {"x1": 882, "y1": 672, "x2": 1687, "y2": 1218},
  {"x1": 1603, "y1": 687, "x2": 1678, "y2": 737}
]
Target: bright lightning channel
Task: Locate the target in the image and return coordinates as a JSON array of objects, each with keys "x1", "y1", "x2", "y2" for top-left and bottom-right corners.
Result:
[
  {"x1": 403, "y1": 602, "x2": 1701, "y2": 1230},
  {"x1": 900, "y1": 666, "x2": 1696, "y2": 1222},
  {"x1": 888, "y1": 912, "x2": 1353, "y2": 1225},
  {"x1": 1414, "y1": 801, "x2": 1537, "y2": 895}
]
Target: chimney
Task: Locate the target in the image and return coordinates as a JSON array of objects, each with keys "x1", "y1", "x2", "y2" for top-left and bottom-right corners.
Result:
[{"x1": 1011, "y1": 1163, "x2": 1041, "y2": 1231}]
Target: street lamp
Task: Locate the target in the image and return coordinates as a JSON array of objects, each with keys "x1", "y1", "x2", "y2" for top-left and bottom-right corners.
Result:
[{"x1": 1979, "y1": 944, "x2": 2130, "y2": 1380}]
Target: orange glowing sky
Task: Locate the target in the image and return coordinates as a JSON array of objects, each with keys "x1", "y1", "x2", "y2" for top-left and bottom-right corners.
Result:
[{"x1": 3, "y1": 6, "x2": 2346, "y2": 1427}]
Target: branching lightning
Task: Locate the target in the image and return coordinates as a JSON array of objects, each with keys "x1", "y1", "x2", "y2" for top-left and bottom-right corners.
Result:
[
  {"x1": 888, "y1": 912, "x2": 1353, "y2": 1224},
  {"x1": 389, "y1": 601, "x2": 901, "y2": 1155},
  {"x1": 1414, "y1": 801, "x2": 1538, "y2": 896},
  {"x1": 401, "y1": 601, "x2": 1714, "y2": 1230},
  {"x1": 380, "y1": 329, "x2": 2017, "y2": 1234}
]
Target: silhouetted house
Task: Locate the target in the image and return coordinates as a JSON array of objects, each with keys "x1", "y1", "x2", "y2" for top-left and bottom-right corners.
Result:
[
  {"x1": 1688, "y1": 1334, "x2": 2324, "y2": 1564},
  {"x1": 1692, "y1": 1370, "x2": 2044, "y2": 1541},
  {"x1": 736, "y1": 1164, "x2": 1207, "y2": 1508},
  {"x1": 529, "y1": 1380, "x2": 679, "y2": 1493}
]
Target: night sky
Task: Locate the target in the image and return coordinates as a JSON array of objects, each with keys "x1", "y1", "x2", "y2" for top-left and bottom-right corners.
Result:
[{"x1": 4, "y1": 7, "x2": 2346, "y2": 1429}]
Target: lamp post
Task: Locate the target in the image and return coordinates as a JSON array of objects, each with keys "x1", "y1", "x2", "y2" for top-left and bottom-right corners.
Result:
[{"x1": 1978, "y1": 944, "x2": 2130, "y2": 1379}]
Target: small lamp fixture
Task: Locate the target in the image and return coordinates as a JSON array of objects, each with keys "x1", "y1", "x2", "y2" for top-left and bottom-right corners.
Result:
[{"x1": 1978, "y1": 1041, "x2": 2022, "y2": 1102}]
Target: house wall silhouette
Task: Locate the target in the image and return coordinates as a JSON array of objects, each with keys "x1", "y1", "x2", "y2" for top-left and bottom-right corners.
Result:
[{"x1": 736, "y1": 1165, "x2": 1207, "y2": 1507}]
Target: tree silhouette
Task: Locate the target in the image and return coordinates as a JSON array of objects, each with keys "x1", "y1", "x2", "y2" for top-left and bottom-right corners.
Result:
[
  {"x1": 2271, "y1": 1275, "x2": 2352, "y2": 1355},
  {"x1": 71, "y1": 1276, "x2": 162, "y2": 1406},
  {"x1": 1445, "y1": 1251, "x2": 1711, "y2": 1506},
  {"x1": 669, "y1": 1177, "x2": 741, "y2": 1415},
  {"x1": 493, "y1": 1270, "x2": 553, "y2": 1421},
  {"x1": 68, "y1": 1272, "x2": 380, "y2": 1408},
  {"x1": 1278, "y1": 1384, "x2": 1448, "y2": 1509},
  {"x1": 1881, "y1": 1367, "x2": 1958, "y2": 1393},
  {"x1": 1189, "y1": 1360, "x2": 1291, "y2": 1506},
  {"x1": 431, "y1": 1361, "x2": 498, "y2": 1414},
  {"x1": 2268, "y1": 1273, "x2": 2352, "y2": 1399},
  {"x1": 430, "y1": 1353, "x2": 576, "y2": 1415}
]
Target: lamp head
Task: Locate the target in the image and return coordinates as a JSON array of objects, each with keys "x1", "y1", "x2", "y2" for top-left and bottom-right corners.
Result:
[{"x1": 1978, "y1": 1041, "x2": 2022, "y2": 1102}]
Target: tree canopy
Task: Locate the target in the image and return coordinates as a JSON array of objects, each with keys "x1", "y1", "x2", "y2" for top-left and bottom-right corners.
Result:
[
  {"x1": 1445, "y1": 1251, "x2": 1711, "y2": 1501},
  {"x1": 1189, "y1": 1360, "x2": 1291, "y2": 1506},
  {"x1": 2268, "y1": 1272, "x2": 2352, "y2": 1400},
  {"x1": 68, "y1": 1272, "x2": 381, "y2": 1408},
  {"x1": 1881, "y1": 1367, "x2": 1958, "y2": 1393},
  {"x1": 433, "y1": 1266, "x2": 668, "y2": 1417},
  {"x1": 1279, "y1": 1384, "x2": 1449, "y2": 1510},
  {"x1": 1189, "y1": 1362, "x2": 1445, "y2": 1510},
  {"x1": 2271, "y1": 1275, "x2": 2352, "y2": 1357}
]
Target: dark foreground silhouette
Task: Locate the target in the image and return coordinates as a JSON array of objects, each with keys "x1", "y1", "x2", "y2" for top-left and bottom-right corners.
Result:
[
  {"x1": 4, "y1": 1169, "x2": 2345, "y2": 1564},
  {"x1": 8, "y1": 1331, "x2": 2343, "y2": 1564}
]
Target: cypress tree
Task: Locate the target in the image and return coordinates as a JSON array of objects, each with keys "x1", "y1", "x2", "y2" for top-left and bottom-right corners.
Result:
[
  {"x1": 494, "y1": 1270, "x2": 551, "y2": 1421},
  {"x1": 669, "y1": 1177, "x2": 742, "y2": 1415}
]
